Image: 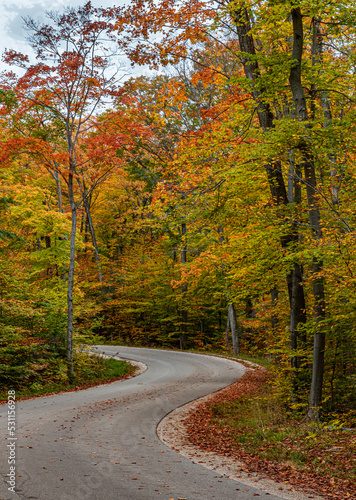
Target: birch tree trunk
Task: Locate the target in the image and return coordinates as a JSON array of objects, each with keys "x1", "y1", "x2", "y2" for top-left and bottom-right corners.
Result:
[
  {"x1": 54, "y1": 169, "x2": 63, "y2": 213},
  {"x1": 66, "y1": 172, "x2": 77, "y2": 381},
  {"x1": 47, "y1": 164, "x2": 63, "y2": 213},
  {"x1": 228, "y1": 303, "x2": 239, "y2": 355},
  {"x1": 180, "y1": 222, "x2": 188, "y2": 350}
]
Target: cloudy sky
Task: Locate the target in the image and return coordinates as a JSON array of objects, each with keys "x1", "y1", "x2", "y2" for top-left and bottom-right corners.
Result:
[
  {"x1": 0, "y1": 0, "x2": 151, "y2": 77},
  {"x1": 0, "y1": 1, "x2": 109, "y2": 53}
]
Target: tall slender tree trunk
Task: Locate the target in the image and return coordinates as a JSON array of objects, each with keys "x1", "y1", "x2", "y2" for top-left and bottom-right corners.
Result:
[
  {"x1": 55, "y1": 170, "x2": 63, "y2": 213},
  {"x1": 271, "y1": 287, "x2": 279, "y2": 331},
  {"x1": 66, "y1": 173, "x2": 77, "y2": 382},
  {"x1": 48, "y1": 164, "x2": 63, "y2": 213},
  {"x1": 288, "y1": 161, "x2": 307, "y2": 375},
  {"x1": 304, "y1": 154, "x2": 326, "y2": 418},
  {"x1": 289, "y1": 7, "x2": 326, "y2": 419},
  {"x1": 180, "y1": 222, "x2": 187, "y2": 350},
  {"x1": 228, "y1": 303, "x2": 239, "y2": 355},
  {"x1": 83, "y1": 196, "x2": 103, "y2": 285},
  {"x1": 312, "y1": 17, "x2": 342, "y2": 206}
]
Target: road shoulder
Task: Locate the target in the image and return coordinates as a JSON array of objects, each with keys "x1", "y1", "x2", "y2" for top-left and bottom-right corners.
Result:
[{"x1": 157, "y1": 374, "x2": 324, "y2": 500}]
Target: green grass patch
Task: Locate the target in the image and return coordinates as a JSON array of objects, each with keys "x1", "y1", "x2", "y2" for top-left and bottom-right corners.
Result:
[{"x1": 0, "y1": 353, "x2": 135, "y2": 401}]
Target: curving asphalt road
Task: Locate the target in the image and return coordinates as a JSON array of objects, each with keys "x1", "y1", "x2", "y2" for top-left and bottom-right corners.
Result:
[{"x1": 1, "y1": 346, "x2": 285, "y2": 500}]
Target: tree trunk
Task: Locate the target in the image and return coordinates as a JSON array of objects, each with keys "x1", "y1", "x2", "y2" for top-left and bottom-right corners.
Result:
[
  {"x1": 289, "y1": 161, "x2": 306, "y2": 374},
  {"x1": 271, "y1": 287, "x2": 279, "y2": 331},
  {"x1": 308, "y1": 256, "x2": 326, "y2": 418},
  {"x1": 290, "y1": 263, "x2": 306, "y2": 363},
  {"x1": 48, "y1": 164, "x2": 63, "y2": 213},
  {"x1": 55, "y1": 169, "x2": 63, "y2": 213},
  {"x1": 289, "y1": 7, "x2": 326, "y2": 419},
  {"x1": 228, "y1": 303, "x2": 239, "y2": 355},
  {"x1": 66, "y1": 173, "x2": 77, "y2": 382},
  {"x1": 312, "y1": 17, "x2": 341, "y2": 206},
  {"x1": 180, "y1": 222, "x2": 187, "y2": 350},
  {"x1": 83, "y1": 196, "x2": 103, "y2": 286},
  {"x1": 305, "y1": 154, "x2": 326, "y2": 417}
]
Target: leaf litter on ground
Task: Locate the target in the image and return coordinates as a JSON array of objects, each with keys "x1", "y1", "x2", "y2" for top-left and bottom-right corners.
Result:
[{"x1": 185, "y1": 368, "x2": 356, "y2": 500}]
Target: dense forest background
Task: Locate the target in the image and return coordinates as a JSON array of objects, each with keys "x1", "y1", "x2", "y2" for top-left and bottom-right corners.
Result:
[{"x1": 0, "y1": 0, "x2": 355, "y2": 422}]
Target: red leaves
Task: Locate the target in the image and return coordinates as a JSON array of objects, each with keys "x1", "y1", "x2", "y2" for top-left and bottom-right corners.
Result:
[
  {"x1": 114, "y1": 0, "x2": 216, "y2": 68},
  {"x1": 2, "y1": 50, "x2": 30, "y2": 68}
]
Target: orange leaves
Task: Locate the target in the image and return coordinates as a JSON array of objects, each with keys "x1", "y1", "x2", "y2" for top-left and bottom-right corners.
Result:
[
  {"x1": 191, "y1": 67, "x2": 216, "y2": 88},
  {"x1": 113, "y1": 0, "x2": 216, "y2": 68},
  {"x1": 159, "y1": 80, "x2": 188, "y2": 109}
]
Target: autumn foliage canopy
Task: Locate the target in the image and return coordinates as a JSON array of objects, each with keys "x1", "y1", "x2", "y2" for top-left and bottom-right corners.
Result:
[{"x1": 1, "y1": 0, "x2": 356, "y2": 421}]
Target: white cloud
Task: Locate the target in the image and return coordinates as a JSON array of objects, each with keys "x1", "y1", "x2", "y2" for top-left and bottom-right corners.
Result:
[{"x1": 0, "y1": 1, "x2": 157, "y2": 79}]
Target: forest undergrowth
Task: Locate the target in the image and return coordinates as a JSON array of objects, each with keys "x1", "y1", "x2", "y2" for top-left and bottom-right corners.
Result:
[
  {"x1": 186, "y1": 365, "x2": 356, "y2": 500},
  {"x1": 0, "y1": 350, "x2": 135, "y2": 402}
]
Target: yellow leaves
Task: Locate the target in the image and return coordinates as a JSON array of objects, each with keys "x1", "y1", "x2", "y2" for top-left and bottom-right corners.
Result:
[
  {"x1": 10, "y1": 186, "x2": 68, "y2": 234},
  {"x1": 149, "y1": 111, "x2": 167, "y2": 128}
]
